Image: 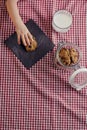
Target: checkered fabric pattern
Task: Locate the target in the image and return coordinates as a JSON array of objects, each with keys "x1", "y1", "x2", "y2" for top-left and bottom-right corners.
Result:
[{"x1": 0, "y1": 0, "x2": 87, "y2": 129}]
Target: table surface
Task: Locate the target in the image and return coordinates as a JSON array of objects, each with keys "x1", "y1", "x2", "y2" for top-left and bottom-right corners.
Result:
[{"x1": 0, "y1": 0, "x2": 87, "y2": 130}]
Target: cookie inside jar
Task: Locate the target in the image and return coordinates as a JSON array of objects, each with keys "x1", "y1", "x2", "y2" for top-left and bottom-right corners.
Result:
[
  {"x1": 59, "y1": 47, "x2": 79, "y2": 66},
  {"x1": 55, "y1": 42, "x2": 82, "y2": 68}
]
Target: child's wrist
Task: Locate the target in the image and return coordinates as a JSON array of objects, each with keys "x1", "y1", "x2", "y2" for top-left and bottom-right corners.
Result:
[{"x1": 14, "y1": 18, "x2": 24, "y2": 28}]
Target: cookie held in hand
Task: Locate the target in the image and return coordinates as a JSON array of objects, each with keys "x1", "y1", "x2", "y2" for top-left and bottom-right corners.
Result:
[{"x1": 25, "y1": 37, "x2": 37, "y2": 51}]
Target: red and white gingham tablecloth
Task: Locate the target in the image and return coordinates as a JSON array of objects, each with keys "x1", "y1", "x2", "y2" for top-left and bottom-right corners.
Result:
[{"x1": 0, "y1": 0, "x2": 87, "y2": 129}]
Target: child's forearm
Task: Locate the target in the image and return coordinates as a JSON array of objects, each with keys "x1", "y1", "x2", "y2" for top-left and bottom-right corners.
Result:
[
  {"x1": 5, "y1": 0, "x2": 24, "y2": 28},
  {"x1": 5, "y1": 0, "x2": 33, "y2": 46}
]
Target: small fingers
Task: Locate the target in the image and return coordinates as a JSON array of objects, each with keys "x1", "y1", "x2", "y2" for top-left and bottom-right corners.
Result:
[
  {"x1": 21, "y1": 34, "x2": 27, "y2": 46},
  {"x1": 17, "y1": 31, "x2": 33, "y2": 47},
  {"x1": 17, "y1": 34, "x2": 21, "y2": 45},
  {"x1": 27, "y1": 32, "x2": 33, "y2": 41},
  {"x1": 24, "y1": 34, "x2": 31, "y2": 46}
]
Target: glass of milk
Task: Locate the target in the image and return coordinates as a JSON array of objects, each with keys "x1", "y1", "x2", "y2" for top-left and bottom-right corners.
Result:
[{"x1": 52, "y1": 10, "x2": 72, "y2": 33}]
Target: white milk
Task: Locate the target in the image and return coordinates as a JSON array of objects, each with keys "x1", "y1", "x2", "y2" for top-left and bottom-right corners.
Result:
[{"x1": 53, "y1": 11, "x2": 72, "y2": 29}]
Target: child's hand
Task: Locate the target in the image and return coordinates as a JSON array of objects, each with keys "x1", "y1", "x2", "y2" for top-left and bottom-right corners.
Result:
[{"x1": 15, "y1": 22, "x2": 33, "y2": 46}]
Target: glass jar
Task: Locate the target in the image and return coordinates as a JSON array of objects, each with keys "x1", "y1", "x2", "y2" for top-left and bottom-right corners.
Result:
[{"x1": 54, "y1": 41, "x2": 87, "y2": 90}]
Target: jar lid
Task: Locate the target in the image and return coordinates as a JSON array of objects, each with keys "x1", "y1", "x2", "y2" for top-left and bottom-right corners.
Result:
[
  {"x1": 52, "y1": 10, "x2": 72, "y2": 33},
  {"x1": 69, "y1": 68, "x2": 87, "y2": 90}
]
